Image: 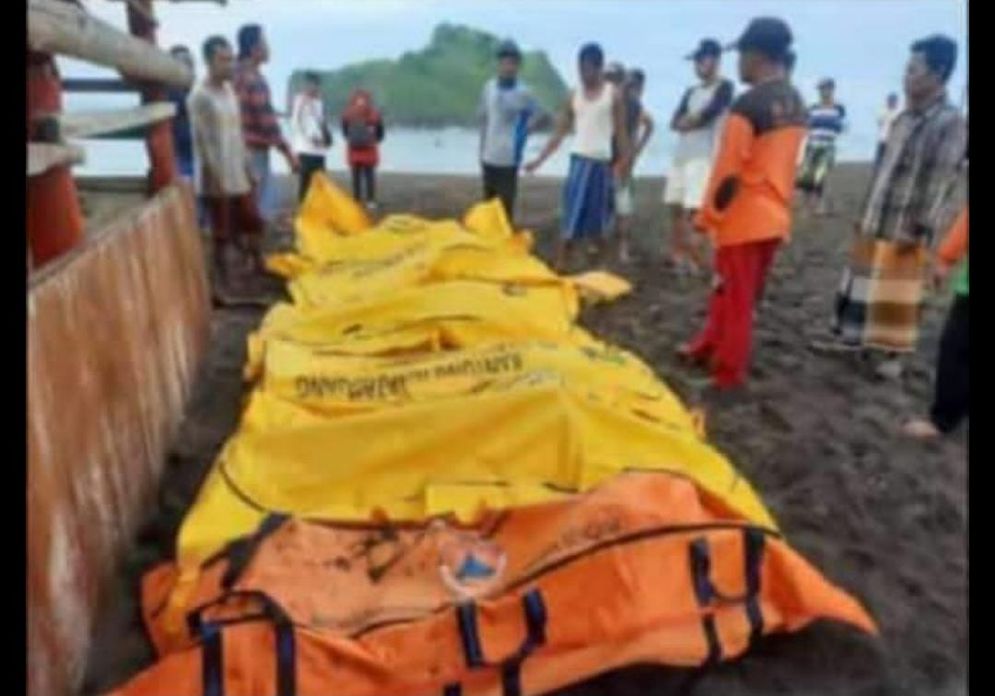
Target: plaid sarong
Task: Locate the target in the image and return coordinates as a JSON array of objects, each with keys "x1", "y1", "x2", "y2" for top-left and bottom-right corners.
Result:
[{"x1": 833, "y1": 236, "x2": 927, "y2": 352}]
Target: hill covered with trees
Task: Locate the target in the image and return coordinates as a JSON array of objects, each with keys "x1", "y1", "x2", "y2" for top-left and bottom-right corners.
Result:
[{"x1": 287, "y1": 24, "x2": 568, "y2": 128}]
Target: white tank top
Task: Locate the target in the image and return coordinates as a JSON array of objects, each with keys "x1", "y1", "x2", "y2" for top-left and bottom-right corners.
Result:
[{"x1": 571, "y1": 83, "x2": 615, "y2": 161}]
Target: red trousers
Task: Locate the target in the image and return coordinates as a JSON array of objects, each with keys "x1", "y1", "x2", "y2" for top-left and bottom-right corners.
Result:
[{"x1": 687, "y1": 238, "x2": 781, "y2": 387}]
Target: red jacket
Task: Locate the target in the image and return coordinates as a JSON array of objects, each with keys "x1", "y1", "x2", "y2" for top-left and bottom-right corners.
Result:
[
  {"x1": 341, "y1": 116, "x2": 384, "y2": 167},
  {"x1": 342, "y1": 90, "x2": 385, "y2": 167}
]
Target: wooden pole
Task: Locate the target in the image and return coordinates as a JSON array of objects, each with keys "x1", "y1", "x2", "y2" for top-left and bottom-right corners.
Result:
[
  {"x1": 27, "y1": 143, "x2": 86, "y2": 177},
  {"x1": 26, "y1": 51, "x2": 85, "y2": 267},
  {"x1": 28, "y1": 0, "x2": 192, "y2": 89},
  {"x1": 126, "y1": 0, "x2": 178, "y2": 193},
  {"x1": 61, "y1": 77, "x2": 143, "y2": 93},
  {"x1": 59, "y1": 102, "x2": 176, "y2": 139}
]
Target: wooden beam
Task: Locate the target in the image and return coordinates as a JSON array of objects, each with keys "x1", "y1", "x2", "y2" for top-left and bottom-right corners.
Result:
[
  {"x1": 106, "y1": 0, "x2": 229, "y2": 4},
  {"x1": 59, "y1": 102, "x2": 176, "y2": 139},
  {"x1": 27, "y1": 143, "x2": 86, "y2": 178},
  {"x1": 28, "y1": 0, "x2": 193, "y2": 89},
  {"x1": 62, "y1": 78, "x2": 142, "y2": 93}
]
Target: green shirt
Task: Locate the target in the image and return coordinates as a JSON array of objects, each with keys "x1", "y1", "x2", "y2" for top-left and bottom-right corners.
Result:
[{"x1": 953, "y1": 257, "x2": 968, "y2": 296}]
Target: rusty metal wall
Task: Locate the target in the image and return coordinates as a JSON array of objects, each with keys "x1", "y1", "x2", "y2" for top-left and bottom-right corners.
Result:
[{"x1": 27, "y1": 183, "x2": 209, "y2": 696}]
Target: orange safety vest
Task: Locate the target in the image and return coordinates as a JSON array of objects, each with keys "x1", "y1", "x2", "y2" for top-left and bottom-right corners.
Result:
[
  {"x1": 695, "y1": 79, "x2": 807, "y2": 248},
  {"x1": 110, "y1": 473, "x2": 875, "y2": 696}
]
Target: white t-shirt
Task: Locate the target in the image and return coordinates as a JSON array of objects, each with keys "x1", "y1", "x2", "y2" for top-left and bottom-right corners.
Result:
[
  {"x1": 291, "y1": 93, "x2": 328, "y2": 157},
  {"x1": 478, "y1": 78, "x2": 537, "y2": 168},
  {"x1": 188, "y1": 81, "x2": 251, "y2": 197},
  {"x1": 672, "y1": 78, "x2": 734, "y2": 164},
  {"x1": 571, "y1": 83, "x2": 615, "y2": 162}
]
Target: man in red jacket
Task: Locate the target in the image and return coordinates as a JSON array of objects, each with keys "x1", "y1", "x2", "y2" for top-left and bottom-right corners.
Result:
[{"x1": 678, "y1": 18, "x2": 807, "y2": 390}]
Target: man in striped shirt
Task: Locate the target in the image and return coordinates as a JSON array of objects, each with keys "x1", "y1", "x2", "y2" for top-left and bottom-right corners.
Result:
[
  {"x1": 797, "y1": 78, "x2": 846, "y2": 216},
  {"x1": 234, "y1": 24, "x2": 299, "y2": 229}
]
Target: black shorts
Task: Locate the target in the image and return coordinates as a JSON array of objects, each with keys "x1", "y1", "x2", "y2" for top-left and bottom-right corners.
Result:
[{"x1": 482, "y1": 164, "x2": 519, "y2": 222}]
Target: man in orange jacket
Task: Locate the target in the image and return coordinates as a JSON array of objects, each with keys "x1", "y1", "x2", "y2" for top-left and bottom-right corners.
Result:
[{"x1": 677, "y1": 17, "x2": 806, "y2": 390}]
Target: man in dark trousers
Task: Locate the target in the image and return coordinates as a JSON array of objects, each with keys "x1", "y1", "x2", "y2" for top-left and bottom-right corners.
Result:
[
  {"x1": 678, "y1": 18, "x2": 806, "y2": 391},
  {"x1": 904, "y1": 207, "x2": 968, "y2": 439},
  {"x1": 477, "y1": 40, "x2": 541, "y2": 225}
]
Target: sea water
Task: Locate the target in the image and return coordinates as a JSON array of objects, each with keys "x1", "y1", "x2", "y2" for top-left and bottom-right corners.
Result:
[{"x1": 73, "y1": 122, "x2": 881, "y2": 179}]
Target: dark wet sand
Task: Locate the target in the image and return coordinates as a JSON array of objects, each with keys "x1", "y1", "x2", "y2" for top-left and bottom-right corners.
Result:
[{"x1": 82, "y1": 165, "x2": 966, "y2": 696}]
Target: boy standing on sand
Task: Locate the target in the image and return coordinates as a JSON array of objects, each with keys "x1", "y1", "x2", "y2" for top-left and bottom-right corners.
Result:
[
  {"x1": 796, "y1": 78, "x2": 847, "y2": 217},
  {"x1": 525, "y1": 43, "x2": 633, "y2": 271},
  {"x1": 677, "y1": 18, "x2": 806, "y2": 391},
  {"x1": 478, "y1": 40, "x2": 540, "y2": 224},
  {"x1": 189, "y1": 36, "x2": 265, "y2": 292},
  {"x1": 876, "y1": 93, "x2": 901, "y2": 169},
  {"x1": 613, "y1": 69, "x2": 655, "y2": 263}
]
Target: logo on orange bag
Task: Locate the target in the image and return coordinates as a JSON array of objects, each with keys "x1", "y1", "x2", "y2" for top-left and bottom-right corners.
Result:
[{"x1": 435, "y1": 522, "x2": 507, "y2": 600}]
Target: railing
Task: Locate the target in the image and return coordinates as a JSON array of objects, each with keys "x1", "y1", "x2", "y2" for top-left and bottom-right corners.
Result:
[
  {"x1": 27, "y1": 0, "x2": 198, "y2": 269},
  {"x1": 27, "y1": 4, "x2": 218, "y2": 696}
]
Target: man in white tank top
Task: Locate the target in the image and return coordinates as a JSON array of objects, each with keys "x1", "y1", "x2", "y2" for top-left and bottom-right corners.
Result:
[{"x1": 525, "y1": 43, "x2": 633, "y2": 271}]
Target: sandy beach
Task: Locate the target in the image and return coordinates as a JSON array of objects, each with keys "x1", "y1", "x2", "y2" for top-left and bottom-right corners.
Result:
[{"x1": 81, "y1": 165, "x2": 966, "y2": 696}]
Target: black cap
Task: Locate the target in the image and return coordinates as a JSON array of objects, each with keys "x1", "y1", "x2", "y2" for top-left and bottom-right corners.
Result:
[
  {"x1": 784, "y1": 50, "x2": 797, "y2": 72},
  {"x1": 496, "y1": 40, "x2": 522, "y2": 60},
  {"x1": 726, "y1": 17, "x2": 793, "y2": 61},
  {"x1": 686, "y1": 38, "x2": 722, "y2": 61},
  {"x1": 818, "y1": 77, "x2": 836, "y2": 89}
]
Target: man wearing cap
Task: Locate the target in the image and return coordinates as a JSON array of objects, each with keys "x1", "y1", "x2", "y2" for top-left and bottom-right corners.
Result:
[
  {"x1": 664, "y1": 39, "x2": 735, "y2": 275},
  {"x1": 797, "y1": 78, "x2": 847, "y2": 216},
  {"x1": 819, "y1": 35, "x2": 966, "y2": 380},
  {"x1": 677, "y1": 18, "x2": 806, "y2": 391},
  {"x1": 477, "y1": 40, "x2": 542, "y2": 224}
]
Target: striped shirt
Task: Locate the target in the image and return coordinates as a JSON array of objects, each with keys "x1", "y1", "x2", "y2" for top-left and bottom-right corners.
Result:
[
  {"x1": 806, "y1": 103, "x2": 846, "y2": 144},
  {"x1": 860, "y1": 94, "x2": 966, "y2": 244},
  {"x1": 234, "y1": 61, "x2": 287, "y2": 151}
]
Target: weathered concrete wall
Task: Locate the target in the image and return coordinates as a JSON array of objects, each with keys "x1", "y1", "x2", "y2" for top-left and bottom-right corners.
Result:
[{"x1": 27, "y1": 183, "x2": 209, "y2": 696}]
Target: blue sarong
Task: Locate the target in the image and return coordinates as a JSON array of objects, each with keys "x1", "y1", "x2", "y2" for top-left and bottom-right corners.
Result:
[{"x1": 561, "y1": 154, "x2": 614, "y2": 240}]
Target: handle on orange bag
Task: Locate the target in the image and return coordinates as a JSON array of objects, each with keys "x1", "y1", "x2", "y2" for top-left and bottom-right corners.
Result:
[{"x1": 456, "y1": 589, "x2": 547, "y2": 696}]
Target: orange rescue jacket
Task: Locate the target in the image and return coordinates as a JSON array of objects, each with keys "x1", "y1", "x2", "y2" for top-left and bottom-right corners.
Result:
[
  {"x1": 695, "y1": 79, "x2": 806, "y2": 248},
  {"x1": 937, "y1": 208, "x2": 968, "y2": 266}
]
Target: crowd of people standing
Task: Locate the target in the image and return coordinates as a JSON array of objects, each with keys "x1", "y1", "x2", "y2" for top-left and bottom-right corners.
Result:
[{"x1": 165, "y1": 15, "x2": 968, "y2": 440}]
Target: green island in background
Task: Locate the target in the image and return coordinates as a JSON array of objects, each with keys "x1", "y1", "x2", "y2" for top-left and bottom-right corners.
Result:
[{"x1": 287, "y1": 23, "x2": 568, "y2": 128}]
